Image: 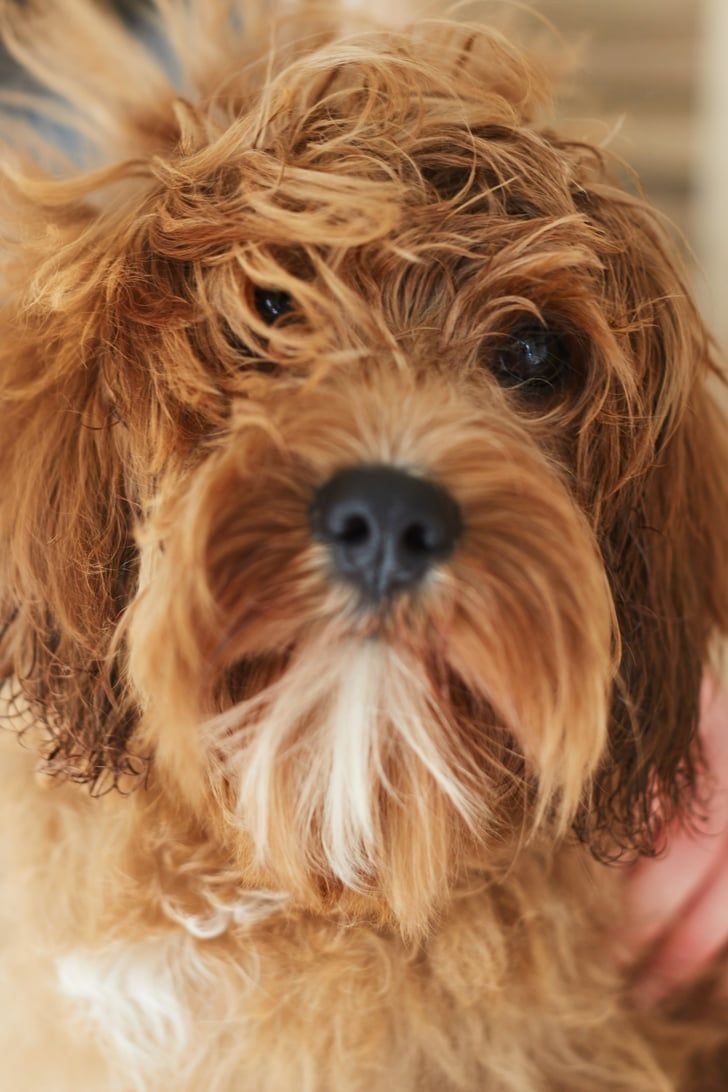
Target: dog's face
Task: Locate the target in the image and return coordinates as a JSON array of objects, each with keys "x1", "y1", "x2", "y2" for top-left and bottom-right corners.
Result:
[{"x1": 1, "y1": 6, "x2": 726, "y2": 929}]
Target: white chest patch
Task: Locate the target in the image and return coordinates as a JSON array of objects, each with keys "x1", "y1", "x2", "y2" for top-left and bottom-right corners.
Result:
[
  {"x1": 56, "y1": 935, "x2": 194, "y2": 1086},
  {"x1": 54, "y1": 889, "x2": 285, "y2": 1088}
]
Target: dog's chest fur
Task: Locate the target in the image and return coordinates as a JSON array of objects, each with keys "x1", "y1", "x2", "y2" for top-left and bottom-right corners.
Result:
[{"x1": 0, "y1": 731, "x2": 672, "y2": 1092}]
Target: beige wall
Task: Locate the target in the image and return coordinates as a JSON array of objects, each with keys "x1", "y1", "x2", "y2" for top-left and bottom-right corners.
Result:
[
  {"x1": 536, "y1": 0, "x2": 727, "y2": 354},
  {"x1": 694, "y1": 0, "x2": 728, "y2": 350}
]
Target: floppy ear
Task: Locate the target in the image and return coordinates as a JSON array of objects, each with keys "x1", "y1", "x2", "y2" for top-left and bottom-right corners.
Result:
[
  {"x1": 0, "y1": 402, "x2": 140, "y2": 788},
  {"x1": 599, "y1": 385, "x2": 728, "y2": 855},
  {"x1": 0, "y1": 134, "x2": 153, "y2": 786},
  {"x1": 0, "y1": 255, "x2": 141, "y2": 789},
  {"x1": 0, "y1": 0, "x2": 226, "y2": 788},
  {"x1": 570, "y1": 173, "x2": 728, "y2": 855}
]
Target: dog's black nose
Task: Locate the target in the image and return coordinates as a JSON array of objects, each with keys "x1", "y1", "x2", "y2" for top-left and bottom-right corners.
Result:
[{"x1": 309, "y1": 465, "x2": 462, "y2": 600}]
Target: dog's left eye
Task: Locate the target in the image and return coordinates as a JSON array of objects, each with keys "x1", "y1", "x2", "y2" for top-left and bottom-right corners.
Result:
[
  {"x1": 253, "y1": 286, "x2": 294, "y2": 326},
  {"x1": 492, "y1": 325, "x2": 571, "y2": 392}
]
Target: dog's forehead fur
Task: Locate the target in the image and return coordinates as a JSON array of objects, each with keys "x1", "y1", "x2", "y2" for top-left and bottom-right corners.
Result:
[
  {"x1": 115, "y1": 32, "x2": 622, "y2": 368},
  {"x1": 0, "y1": 1, "x2": 727, "y2": 932}
]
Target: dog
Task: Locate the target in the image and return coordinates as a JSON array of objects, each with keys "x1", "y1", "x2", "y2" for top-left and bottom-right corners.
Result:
[{"x1": 1, "y1": 1, "x2": 727, "y2": 1088}]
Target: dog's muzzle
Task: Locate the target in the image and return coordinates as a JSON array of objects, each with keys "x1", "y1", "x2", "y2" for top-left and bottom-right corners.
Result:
[{"x1": 309, "y1": 464, "x2": 462, "y2": 601}]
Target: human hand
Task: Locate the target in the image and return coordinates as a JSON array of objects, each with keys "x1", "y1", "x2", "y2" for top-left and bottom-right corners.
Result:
[{"x1": 621, "y1": 675, "x2": 728, "y2": 1007}]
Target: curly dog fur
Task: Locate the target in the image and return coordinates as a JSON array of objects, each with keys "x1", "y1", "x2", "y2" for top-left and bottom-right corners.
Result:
[{"x1": 1, "y1": 2, "x2": 727, "y2": 1088}]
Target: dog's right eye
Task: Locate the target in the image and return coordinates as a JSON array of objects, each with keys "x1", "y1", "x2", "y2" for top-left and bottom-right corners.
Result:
[
  {"x1": 253, "y1": 287, "x2": 294, "y2": 326},
  {"x1": 491, "y1": 324, "x2": 573, "y2": 394}
]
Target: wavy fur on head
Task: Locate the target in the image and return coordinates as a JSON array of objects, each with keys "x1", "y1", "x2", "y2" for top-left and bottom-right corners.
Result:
[{"x1": 1, "y1": 2, "x2": 727, "y2": 1089}]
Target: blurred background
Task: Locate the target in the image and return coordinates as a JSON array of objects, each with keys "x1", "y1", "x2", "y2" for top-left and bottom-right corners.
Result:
[
  {"x1": 1, "y1": 0, "x2": 726, "y2": 350},
  {"x1": 535, "y1": 0, "x2": 728, "y2": 354}
]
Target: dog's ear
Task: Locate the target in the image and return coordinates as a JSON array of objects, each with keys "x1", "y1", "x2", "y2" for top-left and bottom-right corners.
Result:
[
  {"x1": 570, "y1": 173, "x2": 728, "y2": 855},
  {"x1": 0, "y1": 176, "x2": 144, "y2": 789},
  {"x1": 0, "y1": 0, "x2": 269, "y2": 787},
  {"x1": 0, "y1": 391, "x2": 140, "y2": 790},
  {"x1": 0, "y1": 0, "x2": 239, "y2": 787}
]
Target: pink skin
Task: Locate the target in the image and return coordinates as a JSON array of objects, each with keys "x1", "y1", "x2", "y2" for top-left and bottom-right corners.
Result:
[{"x1": 622, "y1": 675, "x2": 728, "y2": 1006}]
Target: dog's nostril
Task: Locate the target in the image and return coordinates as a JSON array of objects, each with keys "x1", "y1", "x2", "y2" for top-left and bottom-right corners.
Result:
[
  {"x1": 310, "y1": 465, "x2": 462, "y2": 601},
  {"x1": 334, "y1": 513, "x2": 371, "y2": 547},
  {"x1": 400, "y1": 521, "x2": 431, "y2": 556}
]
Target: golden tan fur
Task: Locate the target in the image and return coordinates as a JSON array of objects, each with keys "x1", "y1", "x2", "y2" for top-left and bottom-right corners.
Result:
[{"x1": 0, "y1": 2, "x2": 727, "y2": 1088}]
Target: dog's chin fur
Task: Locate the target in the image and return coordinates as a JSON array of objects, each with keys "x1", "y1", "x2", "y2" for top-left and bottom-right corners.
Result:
[{"x1": 1, "y1": 2, "x2": 727, "y2": 1089}]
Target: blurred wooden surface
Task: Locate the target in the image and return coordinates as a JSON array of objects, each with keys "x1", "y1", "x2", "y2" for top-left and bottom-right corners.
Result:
[
  {"x1": 693, "y1": 0, "x2": 728, "y2": 350},
  {"x1": 536, "y1": 0, "x2": 727, "y2": 353},
  {"x1": 536, "y1": 0, "x2": 700, "y2": 236}
]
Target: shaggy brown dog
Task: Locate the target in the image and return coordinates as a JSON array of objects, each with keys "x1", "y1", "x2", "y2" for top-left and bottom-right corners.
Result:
[{"x1": 1, "y1": 2, "x2": 727, "y2": 1089}]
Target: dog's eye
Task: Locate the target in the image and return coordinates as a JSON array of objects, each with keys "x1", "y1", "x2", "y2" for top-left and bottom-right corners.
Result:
[
  {"x1": 253, "y1": 286, "x2": 294, "y2": 326},
  {"x1": 492, "y1": 325, "x2": 571, "y2": 392}
]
